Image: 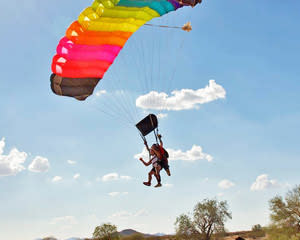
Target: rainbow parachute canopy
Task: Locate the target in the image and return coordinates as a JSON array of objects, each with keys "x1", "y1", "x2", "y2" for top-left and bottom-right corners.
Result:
[{"x1": 50, "y1": 0, "x2": 201, "y2": 101}]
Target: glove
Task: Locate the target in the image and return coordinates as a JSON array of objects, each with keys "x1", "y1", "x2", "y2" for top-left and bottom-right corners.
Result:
[{"x1": 157, "y1": 134, "x2": 162, "y2": 139}]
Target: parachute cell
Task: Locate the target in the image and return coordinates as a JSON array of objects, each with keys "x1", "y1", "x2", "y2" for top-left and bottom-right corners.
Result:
[{"x1": 50, "y1": 0, "x2": 201, "y2": 101}]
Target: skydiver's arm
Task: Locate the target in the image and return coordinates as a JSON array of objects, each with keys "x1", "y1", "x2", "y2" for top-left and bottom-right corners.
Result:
[
  {"x1": 144, "y1": 140, "x2": 150, "y2": 153},
  {"x1": 158, "y1": 134, "x2": 163, "y2": 148},
  {"x1": 139, "y1": 157, "x2": 151, "y2": 166}
]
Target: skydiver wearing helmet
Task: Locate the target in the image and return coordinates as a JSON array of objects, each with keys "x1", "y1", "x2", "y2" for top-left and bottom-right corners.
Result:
[{"x1": 139, "y1": 144, "x2": 162, "y2": 188}]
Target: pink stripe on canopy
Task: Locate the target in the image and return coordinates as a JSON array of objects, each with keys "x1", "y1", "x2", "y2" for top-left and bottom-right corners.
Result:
[{"x1": 56, "y1": 37, "x2": 122, "y2": 62}]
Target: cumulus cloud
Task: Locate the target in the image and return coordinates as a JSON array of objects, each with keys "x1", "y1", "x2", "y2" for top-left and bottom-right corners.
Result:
[
  {"x1": 95, "y1": 90, "x2": 107, "y2": 97},
  {"x1": 136, "y1": 80, "x2": 226, "y2": 111},
  {"x1": 218, "y1": 179, "x2": 235, "y2": 189},
  {"x1": 73, "y1": 173, "x2": 80, "y2": 179},
  {"x1": 157, "y1": 113, "x2": 168, "y2": 119},
  {"x1": 0, "y1": 138, "x2": 27, "y2": 176},
  {"x1": 52, "y1": 176, "x2": 63, "y2": 183},
  {"x1": 0, "y1": 138, "x2": 4, "y2": 155},
  {"x1": 169, "y1": 145, "x2": 213, "y2": 162},
  {"x1": 251, "y1": 174, "x2": 279, "y2": 191},
  {"x1": 110, "y1": 209, "x2": 148, "y2": 219},
  {"x1": 120, "y1": 175, "x2": 132, "y2": 180},
  {"x1": 108, "y1": 192, "x2": 129, "y2": 197},
  {"x1": 67, "y1": 160, "x2": 76, "y2": 165},
  {"x1": 135, "y1": 145, "x2": 213, "y2": 162},
  {"x1": 108, "y1": 192, "x2": 120, "y2": 197},
  {"x1": 102, "y1": 173, "x2": 132, "y2": 182},
  {"x1": 50, "y1": 216, "x2": 78, "y2": 225},
  {"x1": 28, "y1": 156, "x2": 50, "y2": 173},
  {"x1": 102, "y1": 173, "x2": 119, "y2": 182},
  {"x1": 134, "y1": 209, "x2": 149, "y2": 217},
  {"x1": 110, "y1": 211, "x2": 132, "y2": 219}
]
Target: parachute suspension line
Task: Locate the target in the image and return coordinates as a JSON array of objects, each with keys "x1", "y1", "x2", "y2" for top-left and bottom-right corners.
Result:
[
  {"x1": 91, "y1": 104, "x2": 132, "y2": 128},
  {"x1": 105, "y1": 79, "x2": 134, "y2": 124},
  {"x1": 154, "y1": 128, "x2": 159, "y2": 145},
  {"x1": 149, "y1": 114, "x2": 159, "y2": 144},
  {"x1": 164, "y1": 10, "x2": 194, "y2": 100},
  {"x1": 145, "y1": 23, "x2": 181, "y2": 29},
  {"x1": 110, "y1": 43, "x2": 139, "y2": 123},
  {"x1": 111, "y1": 72, "x2": 137, "y2": 124},
  {"x1": 144, "y1": 22, "x2": 192, "y2": 32}
]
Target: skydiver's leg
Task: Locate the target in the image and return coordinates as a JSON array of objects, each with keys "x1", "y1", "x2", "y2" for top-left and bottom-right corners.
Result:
[
  {"x1": 143, "y1": 169, "x2": 155, "y2": 186},
  {"x1": 163, "y1": 159, "x2": 171, "y2": 176},
  {"x1": 154, "y1": 166, "x2": 162, "y2": 188}
]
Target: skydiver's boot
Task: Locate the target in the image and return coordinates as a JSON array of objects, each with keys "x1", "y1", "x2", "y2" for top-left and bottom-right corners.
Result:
[
  {"x1": 143, "y1": 182, "x2": 151, "y2": 186},
  {"x1": 154, "y1": 173, "x2": 162, "y2": 187}
]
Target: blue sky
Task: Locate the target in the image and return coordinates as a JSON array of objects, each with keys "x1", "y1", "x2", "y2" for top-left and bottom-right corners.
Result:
[{"x1": 1, "y1": 0, "x2": 300, "y2": 239}]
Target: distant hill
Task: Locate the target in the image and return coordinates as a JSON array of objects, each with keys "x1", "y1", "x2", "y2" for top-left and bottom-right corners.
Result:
[
  {"x1": 119, "y1": 229, "x2": 155, "y2": 237},
  {"x1": 119, "y1": 229, "x2": 166, "y2": 237}
]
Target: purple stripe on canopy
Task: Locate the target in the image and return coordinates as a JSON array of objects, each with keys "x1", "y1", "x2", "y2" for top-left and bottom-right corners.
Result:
[{"x1": 167, "y1": 0, "x2": 183, "y2": 9}]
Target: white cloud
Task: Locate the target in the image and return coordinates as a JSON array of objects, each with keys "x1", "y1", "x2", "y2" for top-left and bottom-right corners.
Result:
[
  {"x1": 52, "y1": 176, "x2": 63, "y2": 183},
  {"x1": 120, "y1": 175, "x2": 132, "y2": 180},
  {"x1": 157, "y1": 113, "x2": 168, "y2": 119},
  {"x1": 0, "y1": 138, "x2": 27, "y2": 176},
  {"x1": 50, "y1": 216, "x2": 78, "y2": 225},
  {"x1": 28, "y1": 156, "x2": 50, "y2": 173},
  {"x1": 101, "y1": 173, "x2": 132, "y2": 182},
  {"x1": 218, "y1": 179, "x2": 235, "y2": 189},
  {"x1": 73, "y1": 173, "x2": 80, "y2": 179},
  {"x1": 163, "y1": 183, "x2": 173, "y2": 188},
  {"x1": 134, "y1": 209, "x2": 149, "y2": 217},
  {"x1": 110, "y1": 209, "x2": 148, "y2": 219},
  {"x1": 136, "y1": 80, "x2": 226, "y2": 111},
  {"x1": 110, "y1": 211, "x2": 132, "y2": 219},
  {"x1": 95, "y1": 90, "x2": 107, "y2": 97},
  {"x1": 102, "y1": 173, "x2": 119, "y2": 182},
  {"x1": 251, "y1": 174, "x2": 279, "y2": 191},
  {"x1": 134, "y1": 148, "x2": 149, "y2": 160},
  {"x1": 67, "y1": 160, "x2": 76, "y2": 165},
  {"x1": 169, "y1": 145, "x2": 213, "y2": 162},
  {"x1": 0, "y1": 138, "x2": 5, "y2": 155},
  {"x1": 108, "y1": 192, "x2": 120, "y2": 197},
  {"x1": 108, "y1": 192, "x2": 129, "y2": 197},
  {"x1": 203, "y1": 178, "x2": 209, "y2": 183},
  {"x1": 135, "y1": 145, "x2": 213, "y2": 162}
]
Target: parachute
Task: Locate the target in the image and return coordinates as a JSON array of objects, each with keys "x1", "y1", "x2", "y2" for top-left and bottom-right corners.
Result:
[
  {"x1": 50, "y1": 0, "x2": 202, "y2": 101},
  {"x1": 136, "y1": 113, "x2": 158, "y2": 137}
]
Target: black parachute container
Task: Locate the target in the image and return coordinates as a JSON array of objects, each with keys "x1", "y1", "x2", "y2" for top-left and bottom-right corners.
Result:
[{"x1": 136, "y1": 114, "x2": 158, "y2": 137}]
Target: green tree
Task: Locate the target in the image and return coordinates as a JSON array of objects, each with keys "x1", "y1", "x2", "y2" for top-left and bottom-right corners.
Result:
[
  {"x1": 175, "y1": 214, "x2": 198, "y2": 240},
  {"x1": 93, "y1": 223, "x2": 119, "y2": 240},
  {"x1": 269, "y1": 185, "x2": 300, "y2": 235},
  {"x1": 252, "y1": 224, "x2": 262, "y2": 232},
  {"x1": 248, "y1": 224, "x2": 265, "y2": 238},
  {"x1": 175, "y1": 199, "x2": 232, "y2": 240}
]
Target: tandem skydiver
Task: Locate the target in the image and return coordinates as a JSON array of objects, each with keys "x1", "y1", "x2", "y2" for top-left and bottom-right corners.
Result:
[
  {"x1": 143, "y1": 134, "x2": 171, "y2": 177},
  {"x1": 139, "y1": 144, "x2": 162, "y2": 188}
]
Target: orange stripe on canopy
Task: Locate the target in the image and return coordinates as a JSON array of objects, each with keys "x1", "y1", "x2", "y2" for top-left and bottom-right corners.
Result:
[{"x1": 66, "y1": 21, "x2": 133, "y2": 47}]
